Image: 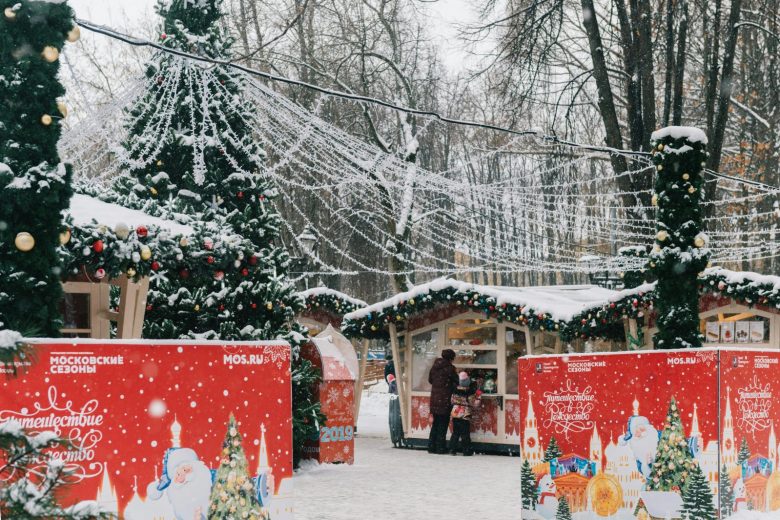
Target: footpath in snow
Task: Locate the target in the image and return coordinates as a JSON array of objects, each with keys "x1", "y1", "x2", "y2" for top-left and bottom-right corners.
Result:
[{"x1": 294, "y1": 383, "x2": 522, "y2": 518}]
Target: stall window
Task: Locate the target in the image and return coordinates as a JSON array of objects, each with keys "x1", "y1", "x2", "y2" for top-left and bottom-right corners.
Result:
[
  {"x1": 536, "y1": 331, "x2": 559, "y2": 354},
  {"x1": 411, "y1": 329, "x2": 438, "y2": 391},
  {"x1": 505, "y1": 328, "x2": 526, "y2": 395},
  {"x1": 60, "y1": 292, "x2": 91, "y2": 337},
  {"x1": 447, "y1": 319, "x2": 497, "y2": 364},
  {"x1": 701, "y1": 313, "x2": 770, "y2": 344}
]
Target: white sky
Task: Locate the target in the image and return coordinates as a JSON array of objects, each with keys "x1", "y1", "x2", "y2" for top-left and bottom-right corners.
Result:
[{"x1": 67, "y1": 0, "x2": 480, "y2": 72}]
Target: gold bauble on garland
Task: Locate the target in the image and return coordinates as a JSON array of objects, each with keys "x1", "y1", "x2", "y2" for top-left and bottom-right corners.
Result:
[
  {"x1": 688, "y1": 186, "x2": 696, "y2": 194},
  {"x1": 694, "y1": 237, "x2": 706, "y2": 248},
  {"x1": 67, "y1": 25, "x2": 81, "y2": 42},
  {"x1": 14, "y1": 232, "x2": 35, "y2": 252},
  {"x1": 59, "y1": 228, "x2": 71, "y2": 245},
  {"x1": 140, "y1": 246, "x2": 152, "y2": 261},
  {"x1": 656, "y1": 230, "x2": 669, "y2": 242},
  {"x1": 682, "y1": 173, "x2": 690, "y2": 180},
  {"x1": 41, "y1": 114, "x2": 53, "y2": 126},
  {"x1": 651, "y1": 194, "x2": 658, "y2": 206},
  {"x1": 41, "y1": 45, "x2": 59, "y2": 63}
]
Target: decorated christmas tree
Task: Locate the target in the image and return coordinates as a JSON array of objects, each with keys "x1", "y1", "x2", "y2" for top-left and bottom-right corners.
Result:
[
  {"x1": 648, "y1": 128, "x2": 710, "y2": 349},
  {"x1": 647, "y1": 397, "x2": 696, "y2": 491},
  {"x1": 111, "y1": 0, "x2": 321, "y2": 465},
  {"x1": 544, "y1": 436, "x2": 562, "y2": 462},
  {"x1": 521, "y1": 459, "x2": 538, "y2": 510},
  {"x1": 617, "y1": 246, "x2": 650, "y2": 289},
  {"x1": 681, "y1": 463, "x2": 716, "y2": 520},
  {"x1": 0, "y1": 0, "x2": 78, "y2": 349},
  {"x1": 738, "y1": 438, "x2": 751, "y2": 465},
  {"x1": 208, "y1": 414, "x2": 266, "y2": 520},
  {"x1": 555, "y1": 496, "x2": 572, "y2": 520},
  {"x1": 718, "y1": 465, "x2": 734, "y2": 518}
]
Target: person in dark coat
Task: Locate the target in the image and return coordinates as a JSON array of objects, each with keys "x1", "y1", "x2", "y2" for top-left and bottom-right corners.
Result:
[{"x1": 427, "y1": 348, "x2": 458, "y2": 454}]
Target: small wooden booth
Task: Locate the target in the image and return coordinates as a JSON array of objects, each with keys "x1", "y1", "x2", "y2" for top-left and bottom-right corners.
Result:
[
  {"x1": 297, "y1": 288, "x2": 370, "y2": 423},
  {"x1": 60, "y1": 194, "x2": 193, "y2": 339},
  {"x1": 609, "y1": 267, "x2": 780, "y2": 351},
  {"x1": 342, "y1": 279, "x2": 621, "y2": 453}
]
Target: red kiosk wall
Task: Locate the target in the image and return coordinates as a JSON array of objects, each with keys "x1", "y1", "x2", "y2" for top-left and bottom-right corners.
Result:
[
  {"x1": 720, "y1": 349, "x2": 780, "y2": 513},
  {"x1": 518, "y1": 350, "x2": 719, "y2": 517},
  {"x1": 301, "y1": 341, "x2": 355, "y2": 464},
  {"x1": 0, "y1": 340, "x2": 293, "y2": 520}
]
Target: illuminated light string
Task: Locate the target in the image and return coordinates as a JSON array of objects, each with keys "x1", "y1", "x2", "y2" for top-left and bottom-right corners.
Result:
[{"x1": 58, "y1": 45, "x2": 779, "y2": 277}]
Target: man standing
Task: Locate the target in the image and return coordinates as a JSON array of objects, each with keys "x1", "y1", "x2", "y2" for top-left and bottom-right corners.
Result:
[{"x1": 427, "y1": 348, "x2": 458, "y2": 454}]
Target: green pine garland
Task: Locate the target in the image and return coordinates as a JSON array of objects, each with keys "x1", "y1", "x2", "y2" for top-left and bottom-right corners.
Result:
[
  {"x1": 648, "y1": 128, "x2": 710, "y2": 349},
  {"x1": 0, "y1": 0, "x2": 76, "y2": 339},
  {"x1": 302, "y1": 292, "x2": 365, "y2": 317}
]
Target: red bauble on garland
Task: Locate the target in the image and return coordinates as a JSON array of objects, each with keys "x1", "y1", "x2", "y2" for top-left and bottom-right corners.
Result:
[
  {"x1": 94, "y1": 267, "x2": 106, "y2": 280},
  {"x1": 206, "y1": 256, "x2": 215, "y2": 264},
  {"x1": 136, "y1": 226, "x2": 148, "y2": 238},
  {"x1": 248, "y1": 255, "x2": 258, "y2": 266},
  {"x1": 151, "y1": 261, "x2": 161, "y2": 271},
  {"x1": 92, "y1": 240, "x2": 104, "y2": 253},
  {"x1": 179, "y1": 268, "x2": 190, "y2": 279},
  {"x1": 241, "y1": 268, "x2": 249, "y2": 277}
]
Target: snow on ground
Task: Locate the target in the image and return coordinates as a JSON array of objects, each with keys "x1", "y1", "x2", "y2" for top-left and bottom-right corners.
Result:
[{"x1": 295, "y1": 384, "x2": 521, "y2": 519}]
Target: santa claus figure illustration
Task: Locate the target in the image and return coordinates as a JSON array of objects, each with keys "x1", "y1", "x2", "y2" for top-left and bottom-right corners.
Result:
[
  {"x1": 619, "y1": 414, "x2": 659, "y2": 480},
  {"x1": 146, "y1": 448, "x2": 213, "y2": 520},
  {"x1": 733, "y1": 477, "x2": 748, "y2": 512},
  {"x1": 536, "y1": 474, "x2": 559, "y2": 519}
]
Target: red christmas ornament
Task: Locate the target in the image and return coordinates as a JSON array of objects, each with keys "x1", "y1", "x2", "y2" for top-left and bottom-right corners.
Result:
[
  {"x1": 136, "y1": 226, "x2": 148, "y2": 238},
  {"x1": 251, "y1": 303, "x2": 257, "y2": 309},
  {"x1": 206, "y1": 256, "x2": 215, "y2": 264},
  {"x1": 203, "y1": 238, "x2": 214, "y2": 250},
  {"x1": 214, "y1": 270, "x2": 225, "y2": 281},
  {"x1": 146, "y1": 304, "x2": 153, "y2": 311},
  {"x1": 259, "y1": 195, "x2": 266, "y2": 202},
  {"x1": 241, "y1": 268, "x2": 249, "y2": 277},
  {"x1": 151, "y1": 261, "x2": 161, "y2": 271},
  {"x1": 179, "y1": 268, "x2": 190, "y2": 279},
  {"x1": 219, "y1": 304, "x2": 225, "y2": 311},
  {"x1": 237, "y1": 191, "x2": 244, "y2": 199},
  {"x1": 92, "y1": 240, "x2": 104, "y2": 253},
  {"x1": 161, "y1": 33, "x2": 167, "y2": 40},
  {"x1": 609, "y1": 302, "x2": 616, "y2": 309},
  {"x1": 248, "y1": 255, "x2": 258, "y2": 266},
  {"x1": 94, "y1": 267, "x2": 106, "y2": 280}
]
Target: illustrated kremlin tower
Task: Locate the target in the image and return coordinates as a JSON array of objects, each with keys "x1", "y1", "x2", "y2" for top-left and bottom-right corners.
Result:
[{"x1": 521, "y1": 390, "x2": 543, "y2": 467}]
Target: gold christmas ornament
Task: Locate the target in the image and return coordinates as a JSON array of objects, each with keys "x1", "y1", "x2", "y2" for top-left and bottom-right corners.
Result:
[
  {"x1": 657, "y1": 143, "x2": 664, "y2": 151},
  {"x1": 150, "y1": 186, "x2": 158, "y2": 196},
  {"x1": 695, "y1": 237, "x2": 706, "y2": 248},
  {"x1": 59, "y1": 228, "x2": 71, "y2": 245},
  {"x1": 194, "y1": 304, "x2": 201, "y2": 312},
  {"x1": 67, "y1": 25, "x2": 81, "y2": 43},
  {"x1": 140, "y1": 246, "x2": 152, "y2": 261},
  {"x1": 651, "y1": 194, "x2": 658, "y2": 206},
  {"x1": 14, "y1": 232, "x2": 35, "y2": 252},
  {"x1": 41, "y1": 114, "x2": 53, "y2": 126},
  {"x1": 682, "y1": 173, "x2": 690, "y2": 180},
  {"x1": 57, "y1": 101, "x2": 68, "y2": 118},
  {"x1": 688, "y1": 186, "x2": 696, "y2": 194},
  {"x1": 266, "y1": 302, "x2": 273, "y2": 310},
  {"x1": 4, "y1": 7, "x2": 16, "y2": 19},
  {"x1": 41, "y1": 45, "x2": 59, "y2": 63},
  {"x1": 656, "y1": 165, "x2": 663, "y2": 171},
  {"x1": 156, "y1": 160, "x2": 163, "y2": 166},
  {"x1": 179, "y1": 237, "x2": 189, "y2": 247},
  {"x1": 656, "y1": 230, "x2": 669, "y2": 242},
  {"x1": 587, "y1": 473, "x2": 622, "y2": 517}
]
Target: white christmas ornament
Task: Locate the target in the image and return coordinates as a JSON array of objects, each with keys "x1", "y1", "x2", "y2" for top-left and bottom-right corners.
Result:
[{"x1": 114, "y1": 222, "x2": 130, "y2": 240}]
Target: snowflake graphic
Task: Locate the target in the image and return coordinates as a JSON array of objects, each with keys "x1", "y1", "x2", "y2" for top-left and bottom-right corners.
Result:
[
  {"x1": 327, "y1": 387, "x2": 341, "y2": 405},
  {"x1": 418, "y1": 402, "x2": 430, "y2": 419},
  {"x1": 263, "y1": 344, "x2": 290, "y2": 368},
  {"x1": 342, "y1": 386, "x2": 352, "y2": 398}
]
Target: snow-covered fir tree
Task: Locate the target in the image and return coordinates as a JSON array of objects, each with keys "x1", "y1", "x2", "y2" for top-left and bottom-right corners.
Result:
[
  {"x1": 555, "y1": 496, "x2": 572, "y2": 520},
  {"x1": 719, "y1": 465, "x2": 734, "y2": 517},
  {"x1": 0, "y1": 0, "x2": 76, "y2": 348},
  {"x1": 112, "y1": 0, "x2": 320, "y2": 466},
  {"x1": 543, "y1": 436, "x2": 562, "y2": 462},
  {"x1": 521, "y1": 459, "x2": 538, "y2": 510},
  {"x1": 738, "y1": 437, "x2": 751, "y2": 465}
]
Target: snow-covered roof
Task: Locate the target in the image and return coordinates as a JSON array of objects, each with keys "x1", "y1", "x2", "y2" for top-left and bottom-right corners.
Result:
[
  {"x1": 344, "y1": 278, "x2": 617, "y2": 323},
  {"x1": 637, "y1": 491, "x2": 683, "y2": 518},
  {"x1": 705, "y1": 267, "x2": 780, "y2": 291},
  {"x1": 67, "y1": 194, "x2": 193, "y2": 236},
  {"x1": 298, "y1": 287, "x2": 367, "y2": 308}
]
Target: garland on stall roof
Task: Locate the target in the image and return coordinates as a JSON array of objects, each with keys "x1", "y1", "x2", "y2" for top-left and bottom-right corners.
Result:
[
  {"x1": 302, "y1": 293, "x2": 365, "y2": 317},
  {"x1": 341, "y1": 287, "x2": 624, "y2": 342}
]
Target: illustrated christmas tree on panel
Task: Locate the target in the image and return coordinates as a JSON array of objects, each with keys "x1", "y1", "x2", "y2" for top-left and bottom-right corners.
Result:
[
  {"x1": 647, "y1": 397, "x2": 696, "y2": 491},
  {"x1": 209, "y1": 415, "x2": 267, "y2": 520},
  {"x1": 544, "y1": 436, "x2": 563, "y2": 462},
  {"x1": 681, "y1": 463, "x2": 716, "y2": 520},
  {"x1": 0, "y1": 0, "x2": 77, "y2": 355},
  {"x1": 521, "y1": 458, "x2": 538, "y2": 511},
  {"x1": 111, "y1": 0, "x2": 320, "y2": 466}
]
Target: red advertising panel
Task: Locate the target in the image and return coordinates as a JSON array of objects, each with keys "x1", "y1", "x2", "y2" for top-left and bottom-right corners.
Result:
[
  {"x1": 720, "y1": 349, "x2": 780, "y2": 514},
  {"x1": 519, "y1": 350, "x2": 719, "y2": 519},
  {"x1": 0, "y1": 340, "x2": 293, "y2": 520}
]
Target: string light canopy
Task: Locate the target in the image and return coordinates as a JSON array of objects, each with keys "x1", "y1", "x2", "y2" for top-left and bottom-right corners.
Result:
[{"x1": 59, "y1": 22, "x2": 780, "y2": 282}]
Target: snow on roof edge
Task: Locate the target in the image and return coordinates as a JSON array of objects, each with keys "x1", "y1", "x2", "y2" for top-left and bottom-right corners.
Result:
[
  {"x1": 67, "y1": 194, "x2": 194, "y2": 236},
  {"x1": 344, "y1": 278, "x2": 617, "y2": 323},
  {"x1": 298, "y1": 287, "x2": 367, "y2": 307}
]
